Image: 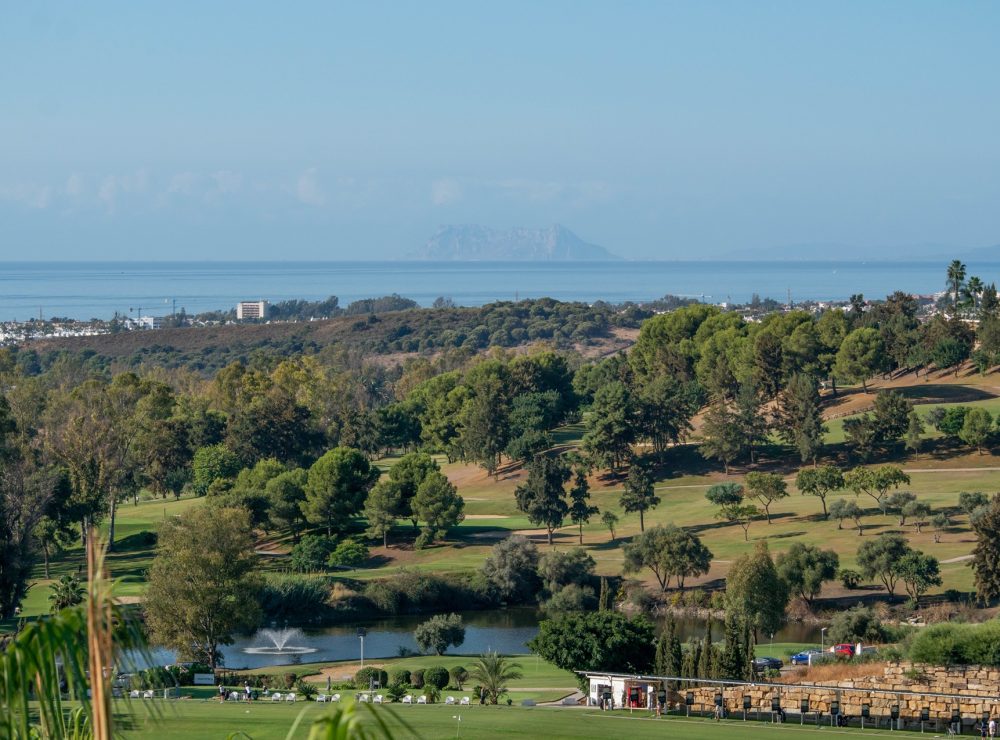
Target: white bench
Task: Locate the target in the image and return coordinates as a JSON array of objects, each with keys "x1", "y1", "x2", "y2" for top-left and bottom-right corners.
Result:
[
  {"x1": 460, "y1": 696, "x2": 470, "y2": 706},
  {"x1": 417, "y1": 695, "x2": 427, "y2": 704},
  {"x1": 373, "y1": 694, "x2": 384, "y2": 704},
  {"x1": 445, "y1": 696, "x2": 456, "y2": 705},
  {"x1": 285, "y1": 693, "x2": 296, "y2": 703},
  {"x1": 402, "y1": 695, "x2": 413, "y2": 704},
  {"x1": 271, "y1": 693, "x2": 283, "y2": 702}
]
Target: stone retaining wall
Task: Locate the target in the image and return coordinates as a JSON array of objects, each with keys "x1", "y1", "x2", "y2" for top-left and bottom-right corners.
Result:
[{"x1": 679, "y1": 662, "x2": 999, "y2": 729}]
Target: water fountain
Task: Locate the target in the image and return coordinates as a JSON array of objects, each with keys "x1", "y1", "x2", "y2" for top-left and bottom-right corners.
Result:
[{"x1": 243, "y1": 627, "x2": 317, "y2": 656}]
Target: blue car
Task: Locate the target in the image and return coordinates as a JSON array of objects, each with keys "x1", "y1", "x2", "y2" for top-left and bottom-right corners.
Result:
[{"x1": 790, "y1": 649, "x2": 822, "y2": 666}]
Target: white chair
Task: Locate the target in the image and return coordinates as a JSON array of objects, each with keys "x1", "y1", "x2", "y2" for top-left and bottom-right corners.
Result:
[
  {"x1": 315, "y1": 694, "x2": 328, "y2": 702},
  {"x1": 331, "y1": 693, "x2": 341, "y2": 703},
  {"x1": 358, "y1": 693, "x2": 370, "y2": 703},
  {"x1": 417, "y1": 695, "x2": 427, "y2": 704},
  {"x1": 445, "y1": 696, "x2": 456, "y2": 705},
  {"x1": 460, "y1": 696, "x2": 470, "y2": 706},
  {"x1": 129, "y1": 690, "x2": 140, "y2": 699},
  {"x1": 402, "y1": 695, "x2": 413, "y2": 704},
  {"x1": 374, "y1": 694, "x2": 384, "y2": 704},
  {"x1": 143, "y1": 690, "x2": 154, "y2": 699},
  {"x1": 271, "y1": 693, "x2": 283, "y2": 702},
  {"x1": 285, "y1": 693, "x2": 296, "y2": 703}
]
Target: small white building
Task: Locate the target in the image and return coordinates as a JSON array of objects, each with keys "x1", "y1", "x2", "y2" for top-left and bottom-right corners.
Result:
[
  {"x1": 137, "y1": 316, "x2": 164, "y2": 330},
  {"x1": 236, "y1": 300, "x2": 268, "y2": 320},
  {"x1": 580, "y1": 672, "x2": 664, "y2": 709}
]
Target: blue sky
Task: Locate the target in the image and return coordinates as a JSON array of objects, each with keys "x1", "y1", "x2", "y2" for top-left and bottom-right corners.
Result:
[{"x1": 1, "y1": 1, "x2": 999, "y2": 260}]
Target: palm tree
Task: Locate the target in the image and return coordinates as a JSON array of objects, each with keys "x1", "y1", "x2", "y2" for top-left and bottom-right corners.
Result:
[
  {"x1": 48, "y1": 573, "x2": 85, "y2": 613},
  {"x1": 965, "y1": 275, "x2": 985, "y2": 310},
  {"x1": 469, "y1": 651, "x2": 523, "y2": 704},
  {"x1": 947, "y1": 260, "x2": 967, "y2": 309},
  {"x1": 1, "y1": 532, "x2": 147, "y2": 739}
]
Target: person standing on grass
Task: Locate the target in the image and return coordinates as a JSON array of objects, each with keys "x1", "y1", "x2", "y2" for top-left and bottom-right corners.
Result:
[
  {"x1": 218, "y1": 684, "x2": 226, "y2": 702},
  {"x1": 244, "y1": 682, "x2": 251, "y2": 702}
]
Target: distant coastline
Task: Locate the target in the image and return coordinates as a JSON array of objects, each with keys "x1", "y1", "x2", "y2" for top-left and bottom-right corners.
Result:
[{"x1": 0, "y1": 259, "x2": 984, "y2": 323}]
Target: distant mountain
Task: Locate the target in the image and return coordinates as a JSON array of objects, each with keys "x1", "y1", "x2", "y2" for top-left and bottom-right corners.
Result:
[{"x1": 412, "y1": 224, "x2": 621, "y2": 261}]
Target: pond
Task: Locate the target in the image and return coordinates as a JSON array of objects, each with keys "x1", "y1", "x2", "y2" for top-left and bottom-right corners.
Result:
[
  {"x1": 148, "y1": 609, "x2": 541, "y2": 670},
  {"x1": 145, "y1": 609, "x2": 825, "y2": 670}
]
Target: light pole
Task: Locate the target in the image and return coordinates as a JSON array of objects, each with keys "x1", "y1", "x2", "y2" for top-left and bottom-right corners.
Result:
[
  {"x1": 358, "y1": 628, "x2": 367, "y2": 669},
  {"x1": 821, "y1": 628, "x2": 827, "y2": 654}
]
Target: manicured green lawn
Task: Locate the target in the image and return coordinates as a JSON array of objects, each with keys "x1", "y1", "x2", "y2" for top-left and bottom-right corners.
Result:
[{"x1": 115, "y1": 700, "x2": 934, "y2": 739}]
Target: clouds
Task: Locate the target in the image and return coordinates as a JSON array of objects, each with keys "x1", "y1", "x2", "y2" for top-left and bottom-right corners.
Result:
[
  {"x1": 294, "y1": 167, "x2": 326, "y2": 206},
  {"x1": 429, "y1": 176, "x2": 614, "y2": 208}
]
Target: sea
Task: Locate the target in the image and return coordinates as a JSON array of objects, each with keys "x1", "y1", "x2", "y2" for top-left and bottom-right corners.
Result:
[{"x1": 0, "y1": 260, "x2": 994, "y2": 323}]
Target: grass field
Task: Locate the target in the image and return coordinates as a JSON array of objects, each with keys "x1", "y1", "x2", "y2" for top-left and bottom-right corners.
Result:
[{"x1": 115, "y1": 700, "x2": 949, "y2": 739}]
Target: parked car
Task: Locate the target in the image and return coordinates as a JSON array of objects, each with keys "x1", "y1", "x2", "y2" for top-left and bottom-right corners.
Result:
[
  {"x1": 832, "y1": 643, "x2": 855, "y2": 657},
  {"x1": 753, "y1": 656, "x2": 783, "y2": 671},
  {"x1": 790, "y1": 649, "x2": 822, "y2": 666}
]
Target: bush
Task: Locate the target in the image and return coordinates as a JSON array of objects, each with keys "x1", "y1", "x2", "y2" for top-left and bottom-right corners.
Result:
[
  {"x1": 354, "y1": 667, "x2": 389, "y2": 690},
  {"x1": 386, "y1": 683, "x2": 408, "y2": 702},
  {"x1": 410, "y1": 669, "x2": 425, "y2": 689},
  {"x1": 827, "y1": 605, "x2": 889, "y2": 644},
  {"x1": 541, "y1": 584, "x2": 596, "y2": 615},
  {"x1": 327, "y1": 540, "x2": 369, "y2": 568},
  {"x1": 908, "y1": 621, "x2": 1000, "y2": 666},
  {"x1": 289, "y1": 535, "x2": 337, "y2": 573},
  {"x1": 424, "y1": 666, "x2": 449, "y2": 690},
  {"x1": 282, "y1": 673, "x2": 298, "y2": 690},
  {"x1": 294, "y1": 678, "x2": 317, "y2": 700},
  {"x1": 449, "y1": 666, "x2": 468, "y2": 690},
  {"x1": 389, "y1": 669, "x2": 411, "y2": 686},
  {"x1": 363, "y1": 581, "x2": 403, "y2": 613},
  {"x1": 258, "y1": 576, "x2": 330, "y2": 620},
  {"x1": 840, "y1": 569, "x2": 862, "y2": 589}
]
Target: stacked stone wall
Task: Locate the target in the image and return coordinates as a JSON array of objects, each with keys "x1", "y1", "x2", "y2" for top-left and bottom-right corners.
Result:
[{"x1": 676, "y1": 662, "x2": 999, "y2": 729}]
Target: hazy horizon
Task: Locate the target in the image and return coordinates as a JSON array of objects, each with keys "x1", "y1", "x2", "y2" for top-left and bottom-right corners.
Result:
[{"x1": 3, "y1": 3, "x2": 999, "y2": 261}]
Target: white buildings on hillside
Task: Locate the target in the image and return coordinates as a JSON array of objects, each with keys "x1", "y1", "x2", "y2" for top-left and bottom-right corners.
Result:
[{"x1": 236, "y1": 300, "x2": 268, "y2": 320}]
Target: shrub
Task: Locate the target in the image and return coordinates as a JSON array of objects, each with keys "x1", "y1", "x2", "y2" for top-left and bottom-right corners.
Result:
[
  {"x1": 541, "y1": 584, "x2": 596, "y2": 615},
  {"x1": 827, "y1": 605, "x2": 889, "y2": 644},
  {"x1": 424, "y1": 666, "x2": 449, "y2": 690},
  {"x1": 258, "y1": 576, "x2": 330, "y2": 620},
  {"x1": 294, "y1": 678, "x2": 317, "y2": 700},
  {"x1": 449, "y1": 666, "x2": 468, "y2": 690},
  {"x1": 386, "y1": 683, "x2": 408, "y2": 702},
  {"x1": 327, "y1": 539, "x2": 369, "y2": 568},
  {"x1": 354, "y1": 667, "x2": 389, "y2": 690},
  {"x1": 389, "y1": 669, "x2": 411, "y2": 687},
  {"x1": 908, "y1": 621, "x2": 1000, "y2": 666},
  {"x1": 363, "y1": 581, "x2": 403, "y2": 613},
  {"x1": 289, "y1": 535, "x2": 336, "y2": 573},
  {"x1": 410, "y1": 669, "x2": 425, "y2": 689},
  {"x1": 282, "y1": 673, "x2": 298, "y2": 690},
  {"x1": 839, "y1": 569, "x2": 862, "y2": 590}
]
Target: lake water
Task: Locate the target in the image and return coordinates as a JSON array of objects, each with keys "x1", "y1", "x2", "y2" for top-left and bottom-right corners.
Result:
[
  {"x1": 144, "y1": 609, "x2": 822, "y2": 670},
  {"x1": 0, "y1": 259, "x2": 993, "y2": 322}
]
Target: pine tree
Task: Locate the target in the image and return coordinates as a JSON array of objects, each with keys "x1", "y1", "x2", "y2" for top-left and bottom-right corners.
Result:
[
  {"x1": 568, "y1": 468, "x2": 599, "y2": 545},
  {"x1": 775, "y1": 373, "x2": 827, "y2": 464}
]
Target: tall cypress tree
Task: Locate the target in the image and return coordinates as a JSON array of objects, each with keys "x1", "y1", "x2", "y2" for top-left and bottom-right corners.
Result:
[
  {"x1": 742, "y1": 621, "x2": 757, "y2": 681},
  {"x1": 698, "y1": 619, "x2": 714, "y2": 678},
  {"x1": 718, "y1": 611, "x2": 745, "y2": 680}
]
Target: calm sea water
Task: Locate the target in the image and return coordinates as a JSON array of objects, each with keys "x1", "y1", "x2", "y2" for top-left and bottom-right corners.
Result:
[{"x1": 0, "y1": 260, "x2": 991, "y2": 322}]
